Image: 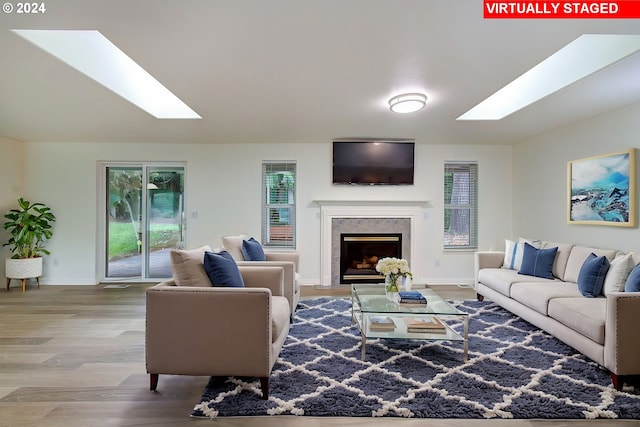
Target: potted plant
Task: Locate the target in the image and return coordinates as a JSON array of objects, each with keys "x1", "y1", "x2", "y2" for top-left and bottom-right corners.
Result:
[{"x1": 3, "y1": 198, "x2": 56, "y2": 291}]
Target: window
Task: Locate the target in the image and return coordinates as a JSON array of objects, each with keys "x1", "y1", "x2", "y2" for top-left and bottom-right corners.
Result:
[
  {"x1": 262, "y1": 161, "x2": 296, "y2": 248},
  {"x1": 444, "y1": 162, "x2": 478, "y2": 249}
]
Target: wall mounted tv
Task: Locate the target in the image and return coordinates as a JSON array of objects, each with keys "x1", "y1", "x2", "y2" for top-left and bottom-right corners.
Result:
[{"x1": 332, "y1": 140, "x2": 415, "y2": 185}]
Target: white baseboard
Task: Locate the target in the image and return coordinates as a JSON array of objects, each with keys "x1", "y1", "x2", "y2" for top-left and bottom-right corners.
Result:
[
  {"x1": 38, "y1": 279, "x2": 99, "y2": 286},
  {"x1": 421, "y1": 278, "x2": 475, "y2": 287},
  {"x1": 303, "y1": 277, "x2": 475, "y2": 288}
]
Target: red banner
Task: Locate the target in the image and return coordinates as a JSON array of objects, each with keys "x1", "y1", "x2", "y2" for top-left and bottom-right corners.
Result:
[{"x1": 484, "y1": 1, "x2": 640, "y2": 18}]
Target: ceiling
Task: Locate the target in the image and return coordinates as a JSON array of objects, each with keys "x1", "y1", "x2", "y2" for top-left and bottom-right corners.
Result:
[{"x1": 1, "y1": 0, "x2": 639, "y2": 145}]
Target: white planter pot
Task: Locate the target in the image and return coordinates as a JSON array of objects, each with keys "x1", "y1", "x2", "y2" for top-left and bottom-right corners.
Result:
[{"x1": 5, "y1": 257, "x2": 43, "y2": 279}]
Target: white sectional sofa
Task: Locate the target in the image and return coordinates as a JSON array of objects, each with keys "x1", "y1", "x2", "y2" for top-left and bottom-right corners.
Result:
[{"x1": 475, "y1": 239, "x2": 640, "y2": 390}]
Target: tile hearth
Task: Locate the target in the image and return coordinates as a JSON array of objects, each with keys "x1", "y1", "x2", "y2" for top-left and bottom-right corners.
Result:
[{"x1": 332, "y1": 219, "x2": 410, "y2": 284}]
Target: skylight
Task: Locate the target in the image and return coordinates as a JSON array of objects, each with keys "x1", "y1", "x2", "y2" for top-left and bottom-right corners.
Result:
[
  {"x1": 12, "y1": 29, "x2": 201, "y2": 119},
  {"x1": 457, "y1": 34, "x2": 640, "y2": 121}
]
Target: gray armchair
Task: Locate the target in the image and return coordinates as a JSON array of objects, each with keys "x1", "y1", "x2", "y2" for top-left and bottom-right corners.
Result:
[
  {"x1": 222, "y1": 235, "x2": 300, "y2": 315},
  {"x1": 145, "y1": 265, "x2": 290, "y2": 399}
]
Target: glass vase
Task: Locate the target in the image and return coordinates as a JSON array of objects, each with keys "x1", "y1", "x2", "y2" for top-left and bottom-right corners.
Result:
[{"x1": 385, "y1": 275, "x2": 399, "y2": 301}]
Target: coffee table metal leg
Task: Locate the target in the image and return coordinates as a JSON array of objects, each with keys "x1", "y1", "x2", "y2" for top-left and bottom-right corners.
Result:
[
  {"x1": 351, "y1": 294, "x2": 356, "y2": 324},
  {"x1": 463, "y1": 315, "x2": 469, "y2": 362},
  {"x1": 360, "y1": 334, "x2": 366, "y2": 361}
]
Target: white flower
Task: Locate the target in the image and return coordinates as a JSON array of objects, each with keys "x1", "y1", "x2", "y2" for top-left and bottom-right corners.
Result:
[{"x1": 375, "y1": 257, "x2": 412, "y2": 277}]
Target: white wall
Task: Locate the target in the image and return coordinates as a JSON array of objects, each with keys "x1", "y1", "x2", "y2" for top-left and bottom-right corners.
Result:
[
  {"x1": 513, "y1": 101, "x2": 640, "y2": 253},
  {"x1": 0, "y1": 137, "x2": 25, "y2": 281},
  {"x1": 8, "y1": 101, "x2": 640, "y2": 285},
  {"x1": 19, "y1": 140, "x2": 513, "y2": 285}
]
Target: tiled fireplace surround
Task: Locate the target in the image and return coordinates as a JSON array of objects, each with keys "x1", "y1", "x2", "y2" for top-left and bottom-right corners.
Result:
[{"x1": 317, "y1": 201, "x2": 427, "y2": 286}]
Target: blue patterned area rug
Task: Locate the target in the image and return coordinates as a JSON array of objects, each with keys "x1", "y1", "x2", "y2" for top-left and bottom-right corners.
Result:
[{"x1": 192, "y1": 297, "x2": 640, "y2": 419}]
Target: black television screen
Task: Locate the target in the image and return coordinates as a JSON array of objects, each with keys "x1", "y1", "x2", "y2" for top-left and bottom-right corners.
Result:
[{"x1": 332, "y1": 140, "x2": 415, "y2": 185}]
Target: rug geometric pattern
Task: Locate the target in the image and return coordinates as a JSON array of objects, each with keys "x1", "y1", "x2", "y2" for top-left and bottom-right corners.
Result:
[{"x1": 192, "y1": 297, "x2": 640, "y2": 419}]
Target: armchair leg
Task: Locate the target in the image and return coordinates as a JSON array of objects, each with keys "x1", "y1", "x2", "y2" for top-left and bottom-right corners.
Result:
[
  {"x1": 477, "y1": 293, "x2": 485, "y2": 301},
  {"x1": 150, "y1": 373, "x2": 159, "y2": 391},
  {"x1": 611, "y1": 373, "x2": 624, "y2": 391},
  {"x1": 259, "y1": 377, "x2": 269, "y2": 400}
]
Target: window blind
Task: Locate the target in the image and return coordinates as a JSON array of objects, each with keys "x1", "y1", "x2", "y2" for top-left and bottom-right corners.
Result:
[
  {"x1": 262, "y1": 161, "x2": 296, "y2": 248},
  {"x1": 444, "y1": 161, "x2": 478, "y2": 249}
]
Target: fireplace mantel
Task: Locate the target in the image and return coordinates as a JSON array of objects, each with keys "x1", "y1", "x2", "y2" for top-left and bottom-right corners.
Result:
[{"x1": 316, "y1": 200, "x2": 428, "y2": 286}]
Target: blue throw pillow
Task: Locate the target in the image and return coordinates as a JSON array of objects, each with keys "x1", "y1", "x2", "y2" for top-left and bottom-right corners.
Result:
[
  {"x1": 577, "y1": 253, "x2": 610, "y2": 298},
  {"x1": 624, "y1": 263, "x2": 640, "y2": 292},
  {"x1": 241, "y1": 237, "x2": 266, "y2": 261},
  {"x1": 518, "y1": 242, "x2": 557, "y2": 279},
  {"x1": 203, "y1": 250, "x2": 245, "y2": 287}
]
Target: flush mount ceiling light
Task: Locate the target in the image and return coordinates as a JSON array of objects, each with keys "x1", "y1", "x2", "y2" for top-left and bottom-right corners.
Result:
[
  {"x1": 12, "y1": 29, "x2": 201, "y2": 119},
  {"x1": 389, "y1": 93, "x2": 427, "y2": 113}
]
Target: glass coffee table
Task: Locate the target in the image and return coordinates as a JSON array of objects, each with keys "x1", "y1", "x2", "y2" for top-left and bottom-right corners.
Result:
[{"x1": 351, "y1": 283, "x2": 469, "y2": 362}]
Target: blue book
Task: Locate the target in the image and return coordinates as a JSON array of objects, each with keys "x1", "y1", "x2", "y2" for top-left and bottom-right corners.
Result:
[{"x1": 398, "y1": 291, "x2": 426, "y2": 301}]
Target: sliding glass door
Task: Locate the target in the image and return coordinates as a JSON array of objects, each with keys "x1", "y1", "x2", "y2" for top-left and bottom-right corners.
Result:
[
  {"x1": 146, "y1": 166, "x2": 185, "y2": 278},
  {"x1": 103, "y1": 163, "x2": 185, "y2": 280}
]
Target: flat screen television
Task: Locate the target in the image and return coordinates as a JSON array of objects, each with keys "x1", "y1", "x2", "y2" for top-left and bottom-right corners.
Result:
[{"x1": 332, "y1": 140, "x2": 415, "y2": 185}]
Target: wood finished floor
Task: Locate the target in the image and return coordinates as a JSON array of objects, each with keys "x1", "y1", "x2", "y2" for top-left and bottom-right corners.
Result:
[{"x1": 0, "y1": 283, "x2": 638, "y2": 427}]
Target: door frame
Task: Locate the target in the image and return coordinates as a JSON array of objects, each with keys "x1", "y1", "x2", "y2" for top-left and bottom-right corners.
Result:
[{"x1": 96, "y1": 161, "x2": 187, "y2": 283}]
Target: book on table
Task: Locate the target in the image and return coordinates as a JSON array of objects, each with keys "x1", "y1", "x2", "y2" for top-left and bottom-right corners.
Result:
[
  {"x1": 403, "y1": 316, "x2": 446, "y2": 333},
  {"x1": 369, "y1": 316, "x2": 396, "y2": 331},
  {"x1": 398, "y1": 291, "x2": 427, "y2": 305}
]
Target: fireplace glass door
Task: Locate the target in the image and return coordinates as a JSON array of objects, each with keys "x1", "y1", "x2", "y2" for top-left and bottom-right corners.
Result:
[{"x1": 340, "y1": 233, "x2": 402, "y2": 284}]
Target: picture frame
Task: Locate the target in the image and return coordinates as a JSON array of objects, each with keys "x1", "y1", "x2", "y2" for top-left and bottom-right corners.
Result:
[{"x1": 568, "y1": 149, "x2": 636, "y2": 227}]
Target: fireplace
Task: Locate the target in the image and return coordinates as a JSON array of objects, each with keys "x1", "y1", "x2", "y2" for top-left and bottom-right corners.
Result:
[
  {"x1": 315, "y1": 200, "x2": 426, "y2": 286},
  {"x1": 340, "y1": 233, "x2": 402, "y2": 284}
]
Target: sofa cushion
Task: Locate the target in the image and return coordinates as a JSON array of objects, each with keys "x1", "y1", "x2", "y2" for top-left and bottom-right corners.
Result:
[
  {"x1": 203, "y1": 250, "x2": 245, "y2": 287},
  {"x1": 221, "y1": 234, "x2": 248, "y2": 261},
  {"x1": 548, "y1": 297, "x2": 606, "y2": 344},
  {"x1": 603, "y1": 253, "x2": 634, "y2": 296},
  {"x1": 510, "y1": 281, "x2": 582, "y2": 315},
  {"x1": 241, "y1": 237, "x2": 267, "y2": 261},
  {"x1": 170, "y1": 245, "x2": 212, "y2": 287},
  {"x1": 271, "y1": 296, "x2": 291, "y2": 342},
  {"x1": 577, "y1": 253, "x2": 610, "y2": 298},
  {"x1": 624, "y1": 263, "x2": 640, "y2": 292},
  {"x1": 540, "y1": 241, "x2": 574, "y2": 280},
  {"x1": 478, "y1": 268, "x2": 557, "y2": 297},
  {"x1": 519, "y1": 243, "x2": 557, "y2": 279},
  {"x1": 564, "y1": 245, "x2": 617, "y2": 285}
]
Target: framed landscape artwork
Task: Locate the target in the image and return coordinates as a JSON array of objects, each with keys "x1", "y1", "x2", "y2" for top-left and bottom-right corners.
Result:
[{"x1": 568, "y1": 149, "x2": 636, "y2": 227}]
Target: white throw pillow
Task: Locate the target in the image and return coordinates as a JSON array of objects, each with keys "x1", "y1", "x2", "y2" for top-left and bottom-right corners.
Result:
[
  {"x1": 503, "y1": 238, "x2": 541, "y2": 270},
  {"x1": 222, "y1": 234, "x2": 249, "y2": 261},
  {"x1": 519, "y1": 237, "x2": 542, "y2": 248},
  {"x1": 503, "y1": 239, "x2": 522, "y2": 270},
  {"x1": 603, "y1": 253, "x2": 634, "y2": 296},
  {"x1": 170, "y1": 245, "x2": 213, "y2": 287}
]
